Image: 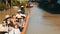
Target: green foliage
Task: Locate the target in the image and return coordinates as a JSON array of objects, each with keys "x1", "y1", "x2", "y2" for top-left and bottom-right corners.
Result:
[
  {"x1": 0, "y1": 2, "x2": 5, "y2": 10},
  {"x1": 12, "y1": 1, "x2": 20, "y2": 6}
]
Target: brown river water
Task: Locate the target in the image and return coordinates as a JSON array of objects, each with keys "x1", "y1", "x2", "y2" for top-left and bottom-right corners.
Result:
[{"x1": 26, "y1": 5, "x2": 60, "y2": 34}]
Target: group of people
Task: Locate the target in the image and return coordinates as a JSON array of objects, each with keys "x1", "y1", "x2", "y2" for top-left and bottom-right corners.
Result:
[
  {"x1": 2, "y1": 5, "x2": 26, "y2": 34},
  {"x1": 1, "y1": 1, "x2": 33, "y2": 34}
]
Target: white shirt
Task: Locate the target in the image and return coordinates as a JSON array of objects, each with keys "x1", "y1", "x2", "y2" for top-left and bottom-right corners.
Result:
[
  {"x1": 16, "y1": 13, "x2": 23, "y2": 18},
  {"x1": 16, "y1": 13, "x2": 26, "y2": 18},
  {"x1": 14, "y1": 28, "x2": 21, "y2": 34},
  {"x1": 9, "y1": 29, "x2": 14, "y2": 34},
  {"x1": 9, "y1": 28, "x2": 21, "y2": 34}
]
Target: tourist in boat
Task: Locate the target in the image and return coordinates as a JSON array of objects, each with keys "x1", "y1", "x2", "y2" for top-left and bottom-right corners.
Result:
[
  {"x1": 8, "y1": 14, "x2": 21, "y2": 34},
  {"x1": 2, "y1": 21, "x2": 8, "y2": 32},
  {"x1": 3, "y1": 15, "x2": 11, "y2": 26},
  {"x1": 11, "y1": 14, "x2": 23, "y2": 32},
  {"x1": 2, "y1": 8, "x2": 27, "y2": 34},
  {"x1": 16, "y1": 9, "x2": 26, "y2": 32},
  {"x1": 21, "y1": 6, "x2": 25, "y2": 14},
  {"x1": 16, "y1": 10, "x2": 26, "y2": 25},
  {"x1": 14, "y1": 24, "x2": 21, "y2": 34},
  {"x1": 9, "y1": 24, "x2": 21, "y2": 34},
  {"x1": 11, "y1": 14, "x2": 17, "y2": 25},
  {"x1": 2, "y1": 15, "x2": 13, "y2": 34},
  {"x1": 8, "y1": 24, "x2": 15, "y2": 34}
]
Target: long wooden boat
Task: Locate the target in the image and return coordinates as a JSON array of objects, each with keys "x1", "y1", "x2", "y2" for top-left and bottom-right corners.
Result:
[
  {"x1": 0, "y1": 5, "x2": 29, "y2": 34},
  {"x1": 22, "y1": 14, "x2": 29, "y2": 34},
  {"x1": 0, "y1": 14, "x2": 29, "y2": 34}
]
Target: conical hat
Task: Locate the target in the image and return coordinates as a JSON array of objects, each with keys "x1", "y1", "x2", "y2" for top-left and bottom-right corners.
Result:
[
  {"x1": 21, "y1": 6, "x2": 24, "y2": 7},
  {"x1": 5, "y1": 15, "x2": 10, "y2": 18},
  {"x1": 18, "y1": 10, "x2": 21, "y2": 12}
]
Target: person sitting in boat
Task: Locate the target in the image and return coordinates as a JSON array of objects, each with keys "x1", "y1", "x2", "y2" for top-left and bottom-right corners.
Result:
[
  {"x1": 3, "y1": 15, "x2": 11, "y2": 25},
  {"x1": 14, "y1": 24, "x2": 21, "y2": 34},
  {"x1": 2, "y1": 15, "x2": 12, "y2": 34},
  {"x1": 8, "y1": 24, "x2": 15, "y2": 34},
  {"x1": 21, "y1": 6, "x2": 25, "y2": 14},
  {"x1": 2, "y1": 21, "x2": 8, "y2": 32},
  {"x1": 11, "y1": 14, "x2": 18, "y2": 25},
  {"x1": 16, "y1": 9, "x2": 26, "y2": 32},
  {"x1": 8, "y1": 14, "x2": 21, "y2": 34},
  {"x1": 10, "y1": 14, "x2": 23, "y2": 32},
  {"x1": 16, "y1": 9, "x2": 26, "y2": 25}
]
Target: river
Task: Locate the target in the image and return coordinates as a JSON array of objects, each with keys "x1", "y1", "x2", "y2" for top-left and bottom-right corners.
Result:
[{"x1": 26, "y1": 5, "x2": 60, "y2": 34}]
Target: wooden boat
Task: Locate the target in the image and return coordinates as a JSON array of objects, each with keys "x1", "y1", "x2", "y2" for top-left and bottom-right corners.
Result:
[
  {"x1": 0, "y1": 14, "x2": 29, "y2": 34},
  {"x1": 22, "y1": 15, "x2": 29, "y2": 34},
  {"x1": 0, "y1": 4, "x2": 29, "y2": 34}
]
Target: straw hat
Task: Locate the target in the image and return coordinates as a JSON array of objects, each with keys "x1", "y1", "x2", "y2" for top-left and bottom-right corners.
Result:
[
  {"x1": 17, "y1": 10, "x2": 21, "y2": 12},
  {"x1": 5, "y1": 15, "x2": 10, "y2": 18},
  {"x1": 21, "y1": 6, "x2": 24, "y2": 7}
]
